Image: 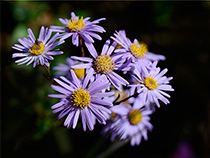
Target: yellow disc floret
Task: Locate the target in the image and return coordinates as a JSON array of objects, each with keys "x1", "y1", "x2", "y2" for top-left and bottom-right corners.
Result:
[
  {"x1": 29, "y1": 40, "x2": 45, "y2": 55},
  {"x1": 71, "y1": 88, "x2": 91, "y2": 109},
  {"x1": 128, "y1": 109, "x2": 142, "y2": 125},
  {"x1": 93, "y1": 55, "x2": 115, "y2": 74},
  {"x1": 144, "y1": 76, "x2": 158, "y2": 90},
  {"x1": 129, "y1": 42, "x2": 148, "y2": 59},
  {"x1": 73, "y1": 68, "x2": 85, "y2": 80},
  {"x1": 67, "y1": 16, "x2": 85, "y2": 32}
]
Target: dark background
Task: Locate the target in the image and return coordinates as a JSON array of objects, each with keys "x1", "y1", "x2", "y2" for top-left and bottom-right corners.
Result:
[{"x1": 1, "y1": 1, "x2": 210, "y2": 158}]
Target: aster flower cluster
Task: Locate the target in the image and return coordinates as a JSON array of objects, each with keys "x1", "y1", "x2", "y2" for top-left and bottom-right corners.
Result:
[{"x1": 12, "y1": 12, "x2": 174, "y2": 147}]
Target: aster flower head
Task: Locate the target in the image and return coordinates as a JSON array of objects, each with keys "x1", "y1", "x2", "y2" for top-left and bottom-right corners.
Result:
[
  {"x1": 104, "y1": 98, "x2": 153, "y2": 146},
  {"x1": 12, "y1": 26, "x2": 64, "y2": 67},
  {"x1": 49, "y1": 69, "x2": 114, "y2": 131},
  {"x1": 133, "y1": 61, "x2": 174, "y2": 107},
  {"x1": 71, "y1": 40, "x2": 129, "y2": 91},
  {"x1": 50, "y1": 12, "x2": 106, "y2": 46},
  {"x1": 111, "y1": 30, "x2": 165, "y2": 71}
]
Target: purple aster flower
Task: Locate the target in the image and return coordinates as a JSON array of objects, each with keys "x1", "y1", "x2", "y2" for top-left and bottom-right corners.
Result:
[
  {"x1": 53, "y1": 57, "x2": 85, "y2": 80},
  {"x1": 48, "y1": 69, "x2": 114, "y2": 131},
  {"x1": 133, "y1": 61, "x2": 174, "y2": 107},
  {"x1": 12, "y1": 26, "x2": 64, "y2": 67},
  {"x1": 71, "y1": 40, "x2": 129, "y2": 91},
  {"x1": 104, "y1": 98, "x2": 153, "y2": 146},
  {"x1": 111, "y1": 30, "x2": 165, "y2": 71},
  {"x1": 50, "y1": 12, "x2": 106, "y2": 46}
]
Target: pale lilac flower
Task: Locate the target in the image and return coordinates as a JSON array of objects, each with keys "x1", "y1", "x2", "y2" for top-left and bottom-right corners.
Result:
[
  {"x1": 12, "y1": 26, "x2": 64, "y2": 67},
  {"x1": 71, "y1": 40, "x2": 129, "y2": 91},
  {"x1": 50, "y1": 12, "x2": 106, "y2": 46},
  {"x1": 133, "y1": 61, "x2": 174, "y2": 107},
  {"x1": 49, "y1": 69, "x2": 114, "y2": 131},
  {"x1": 105, "y1": 98, "x2": 153, "y2": 146},
  {"x1": 111, "y1": 30, "x2": 165, "y2": 71}
]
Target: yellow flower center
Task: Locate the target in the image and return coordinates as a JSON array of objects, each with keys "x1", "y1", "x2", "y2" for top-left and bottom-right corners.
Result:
[
  {"x1": 128, "y1": 109, "x2": 142, "y2": 125},
  {"x1": 67, "y1": 16, "x2": 85, "y2": 32},
  {"x1": 29, "y1": 40, "x2": 45, "y2": 55},
  {"x1": 93, "y1": 55, "x2": 115, "y2": 74},
  {"x1": 144, "y1": 76, "x2": 158, "y2": 90},
  {"x1": 71, "y1": 88, "x2": 91, "y2": 109},
  {"x1": 73, "y1": 68, "x2": 85, "y2": 80},
  {"x1": 129, "y1": 42, "x2": 148, "y2": 59}
]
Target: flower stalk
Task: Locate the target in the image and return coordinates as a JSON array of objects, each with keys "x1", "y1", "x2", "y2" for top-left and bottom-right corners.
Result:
[{"x1": 79, "y1": 35, "x2": 85, "y2": 57}]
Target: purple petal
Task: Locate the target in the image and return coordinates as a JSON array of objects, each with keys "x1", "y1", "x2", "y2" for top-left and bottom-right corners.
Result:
[
  {"x1": 38, "y1": 26, "x2": 45, "y2": 42},
  {"x1": 58, "y1": 18, "x2": 68, "y2": 25},
  {"x1": 154, "y1": 68, "x2": 168, "y2": 81},
  {"x1": 26, "y1": 57, "x2": 35, "y2": 66},
  {"x1": 50, "y1": 26, "x2": 66, "y2": 32},
  {"x1": 58, "y1": 106, "x2": 71, "y2": 119},
  {"x1": 72, "y1": 109, "x2": 80, "y2": 129},
  {"x1": 12, "y1": 44, "x2": 25, "y2": 51},
  {"x1": 107, "y1": 41, "x2": 117, "y2": 56},
  {"x1": 85, "y1": 42, "x2": 98, "y2": 58},
  {"x1": 81, "y1": 33, "x2": 94, "y2": 44},
  {"x1": 60, "y1": 76, "x2": 77, "y2": 89},
  {"x1": 71, "y1": 12, "x2": 77, "y2": 18},
  {"x1": 18, "y1": 38, "x2": 30, "y2": 48},
  {"x1": 91, "y1": 103, "x2": 111, "y2": 115},
  {"x1": 48, "y1": 94, "x2": 66, "y2": 98},
  {"x1": 15, "y1": 56, "x2": 30, "y2": 63},
  {"x1": 45, "y1": 33, "x2": 59, "y2": 47},
  {"x1": 91, "y1": 91, "x2": 115, "y2": 98},
  {"x1": 111, "y1": 105, "x2": 129, "y2": 115},
  {"x1": 39, "y1": 56, "x2": 44, "y2": 65},
  {"x1": 101, "y1": 39, "x2": 110, "y2": 55},
  {"x1": 51, "y1": 85, "x2": 71, "y2": 94},
  {"x1": 88, "y1": 105, "x2": 106, "y2": 124},
  {"x1": 81, "y1": 110, "x2": 87, "y2": 131},
  {"x1": 43, "y1": 29, "x2": 52, "y2": 45},
  {"x1": 64, "y1": 110, "x2": 75, "y2": 127},
  {"x1": 71, "y1": 63, "x2": 92, "y2": 69},
  {"x1": 71, "y1": 56, "x2": 93, "y2": 62},
  {"x1": 27, "y1": 28, "x2": 36, "y2": 43},
  {"x1": 107, "y1": 75, "x2": 121, "y2": 91},
  {"x1": 46, "y1": 51, "x2": 63, "y2": 56},
  {"x1": 12, "y1": 53, "x2": 29, "y2": 58},
  {"x1": 87, "y1": 75, "x2": 109, "y2": 94},
  {"x1": 72, "y1": 33, "x2": 79, "y2": 46},
  {"x1": 70, "y1": 69, "x2": 81, "y2": 88},
  {"x1": 84, "y1": 107, "x2": 94, "y2": 130},
  {"x1": 91, "y1": 98, "x2": 112, "y2": 106},
  {"x1": 51, "y1": 101, "x2": 64, "y2": 109},
  {"x1": 86, "y1": 31, "x2": 102, "y2": 40},
  {"x1": 109, "y1": 71, "x2": 128, "y2": 85},
  {"x1": 52, "y1": 106, "x2": 65, "y2": 114},
  {"x1": 54, "y1": 78, "x2": 75, "y2": 92},
  {"x1": 82, "y1": 68, "x2": 94, "y2": 89},
  {"x1": 22, "y1": 37, "x2": 33, "y2": 47},
  {"x1": 17, "y1": 56, "x2": 32, "y2": 65},
  {"x1": 60, "y1": 32, "x2": 73, "y2": 40},
  {"x1": 33, "y1": 57, "x2": 39, "y2": 67},
  {"x1": 158, "y1": 85, "x2": 174, "y2": 91},
  {"x1": 91, "y1": 18, "x2": 106, "y2": 24}
]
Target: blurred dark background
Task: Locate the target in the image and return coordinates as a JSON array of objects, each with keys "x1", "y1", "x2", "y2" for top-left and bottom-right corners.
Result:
[{"x1": 1, "y1": 1, "x2": 210, "y2": 158}]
